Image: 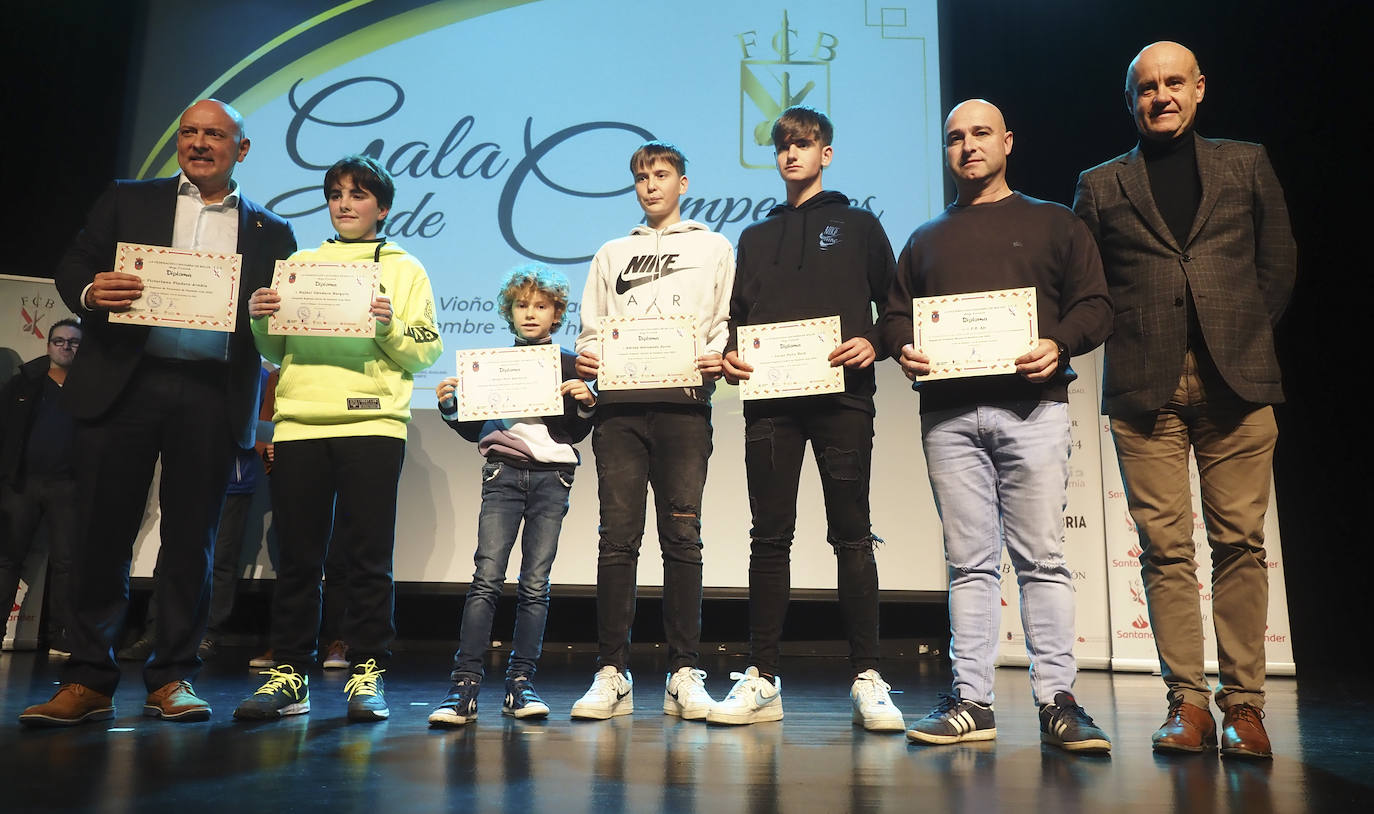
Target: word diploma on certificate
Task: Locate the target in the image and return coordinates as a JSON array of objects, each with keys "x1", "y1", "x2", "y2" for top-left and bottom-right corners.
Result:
[
  {"x1": 598, "y1": 314, "x2": 701, "y2": 390},
  {"x1": 109, "y1": 242, "x2": 241, "y2": 331},
  {"x1": 268, "y1": 260, "x2": 380, "y2": 336},
  {"x1": 737, "y1": 315, "x2": 845, "y2": 400},
  {"x1": 912, "y1": 286, "x2": 1038, "y2": 380},
  {"x1": 454, "y1": 344, "x2": 562, "y2": 422}
]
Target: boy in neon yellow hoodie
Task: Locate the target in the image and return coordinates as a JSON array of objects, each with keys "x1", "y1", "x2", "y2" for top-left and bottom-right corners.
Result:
[{"x1": 234, "y1": 155, "x2": 442, "y2": 723}]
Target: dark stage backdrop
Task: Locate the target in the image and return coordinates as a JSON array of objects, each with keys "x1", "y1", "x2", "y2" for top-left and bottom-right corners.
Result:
[{"x1": 4, "y1": 0, "x2": 1363, "y2": 668}]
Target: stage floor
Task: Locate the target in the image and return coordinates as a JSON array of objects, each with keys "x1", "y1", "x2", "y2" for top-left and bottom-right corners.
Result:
[{"x1": 1, "y1": 647, "x2": 1369, "y2": 812}]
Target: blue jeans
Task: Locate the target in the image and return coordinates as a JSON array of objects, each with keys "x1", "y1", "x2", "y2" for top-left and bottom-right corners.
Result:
[
  {"x1": 451, "y1": 460, "x2": 572, "y2": 681},
  {"x1": 921, "y1": 400, "x2": 1075, "y2": 706}
]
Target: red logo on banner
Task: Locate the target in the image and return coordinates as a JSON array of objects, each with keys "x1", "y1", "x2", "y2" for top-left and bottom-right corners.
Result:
[
  {"x1": 1127, "y1": 543, "x2": 1142, "y2": 558},
  {"x1": 1131, "y1": 615, "x2": 1150, "y2": 629}
]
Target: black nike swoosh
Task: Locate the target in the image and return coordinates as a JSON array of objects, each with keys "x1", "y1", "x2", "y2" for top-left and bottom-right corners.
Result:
[{"x1": 614, "y1": 263, "x2": 699, "y2": 295}]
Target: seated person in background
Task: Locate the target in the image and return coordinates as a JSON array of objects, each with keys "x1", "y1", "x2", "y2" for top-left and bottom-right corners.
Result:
[{"x1": 1, "y1": 319, "x2": 83, "y2": 657}]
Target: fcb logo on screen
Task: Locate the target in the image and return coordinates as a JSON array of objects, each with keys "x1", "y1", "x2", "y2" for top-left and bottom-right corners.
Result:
[{"x1": 738, "y1": 11, "x2": 836, "y2": 169}]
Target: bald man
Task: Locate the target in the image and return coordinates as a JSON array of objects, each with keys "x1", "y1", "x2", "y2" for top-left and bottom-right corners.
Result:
[
  {"x1": 20, "y1": 99, "x2": 296, "y2": 727},
  {"x1": 1073, "y1": 43, "x2": 1295, "y2": 759},
  {"x1": 883, "y1": 100, "x2": 1113, "y2": 752}
]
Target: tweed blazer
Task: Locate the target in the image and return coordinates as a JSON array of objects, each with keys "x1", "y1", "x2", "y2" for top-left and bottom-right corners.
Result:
[
  {"x1": 53, "y1": 176, "x2": 296, "y2": 447},
  {"x1": 1073, "y1": 135, "x2": 1296, "y2": 416}
]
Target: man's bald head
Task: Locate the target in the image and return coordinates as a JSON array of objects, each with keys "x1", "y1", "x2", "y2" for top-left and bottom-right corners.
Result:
[
  {"x1": 944, "y1": 98, "x2": 1008, "y2": 135},
  {"x1": 176, "y1": 98, "x2": 251, "y2": 202},
  {"x1": 1125, "y1": 41, "x2": 1206, "y2": 141},
  {"x1": 943, "y1": 99, "x2": 1014, "y2": 204}
]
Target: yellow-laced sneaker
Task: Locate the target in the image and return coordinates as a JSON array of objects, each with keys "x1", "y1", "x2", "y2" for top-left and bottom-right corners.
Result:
[
  {"x1": 234, "y1": 665, "x2": 310, "y2": 720},
  {"x1": 345, "y1": 659, "x2": 389, "y2": 722}
]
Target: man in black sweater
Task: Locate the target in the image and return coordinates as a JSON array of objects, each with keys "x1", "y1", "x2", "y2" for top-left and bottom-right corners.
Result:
[{"x1": 885, "y1": 99, "x2": 1113, "y2": 753}]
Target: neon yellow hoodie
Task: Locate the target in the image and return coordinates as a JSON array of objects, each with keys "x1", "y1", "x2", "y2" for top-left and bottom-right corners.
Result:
[{"x1": 251, "y1": 238, "x2": 443, "y2": 441}]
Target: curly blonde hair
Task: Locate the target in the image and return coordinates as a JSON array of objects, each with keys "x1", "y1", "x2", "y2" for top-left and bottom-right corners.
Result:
[{"x1": 497, "y1": 263, "x2": 570, "y2": 333}]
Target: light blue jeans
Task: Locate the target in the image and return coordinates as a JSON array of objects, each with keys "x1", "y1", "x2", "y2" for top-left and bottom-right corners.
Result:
[
  {"x1": 450, "y1": 460, "x2": 572, "y2": 681},
  {"x1": 921, "y1": 400, "x2": 1076, "y2": 706}
]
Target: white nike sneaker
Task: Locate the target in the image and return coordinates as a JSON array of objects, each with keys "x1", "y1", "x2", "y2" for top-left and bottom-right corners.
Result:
[
  {"x1": 663, "y1": 667, "x2": 715, "y2": 720},
  {"x1": 570, "y1": 666, "x2": 634, "y2": 720},
  {"x1": 851, "y1": 669, "x2": 905, "y2": 732},
  {"x1": 706, "y1": 666, "x2": 783, "y2": 725}
]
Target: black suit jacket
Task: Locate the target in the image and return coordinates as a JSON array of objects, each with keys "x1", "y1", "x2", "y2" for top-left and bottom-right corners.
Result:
[
  {"x1": 1073, "y1": 136, "x2": 1296, "y2": 416},
  {"x1": 53, "y1": 176, "x2": 296, "y2": 446}
]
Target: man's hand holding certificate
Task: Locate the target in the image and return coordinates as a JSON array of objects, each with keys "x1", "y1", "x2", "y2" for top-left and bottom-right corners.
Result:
[
  {"x1": 910, "y1": 287, "x2": 1038, "y2": 380},
  {"x1": 267, "y1": 260, "x2": 380, "y2": 336},
  {"x1": 106, "y1": 242, "x2": 242, "y2": 331},
  {"x1": 453, "y1": 344, "x2": 563, "y2": 421},
  {"x1": 734, "y1": 316, "x2": 846, "y2": 400},
  {"x1": 597, "y1": 314, "x2": 702, "y2": 390}
]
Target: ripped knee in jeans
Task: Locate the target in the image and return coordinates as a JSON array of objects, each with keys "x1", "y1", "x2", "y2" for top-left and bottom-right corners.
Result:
[{"x1": 818, "y1": 446, "x2": 861, "y2": 481}]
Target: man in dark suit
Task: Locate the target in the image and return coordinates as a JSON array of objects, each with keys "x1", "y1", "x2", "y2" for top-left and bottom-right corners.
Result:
[
  {"x1": 19, "y1": 99, "x2": 295, "y2": 726},
  {"x1": 1073, "y1": 42, "x2": 1296, "y2": 759}
]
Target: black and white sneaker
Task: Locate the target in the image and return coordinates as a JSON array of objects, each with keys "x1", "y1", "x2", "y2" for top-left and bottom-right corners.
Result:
[
  {"x1": 1039, "y1": 692, "x2": 1111, "y2": 753},
  {"x1": 906, "y1": 693, "x2": 996, "y2": 744},
  {"x1": 429, "y1": 677, "x2": 480, "y2": 727},
  {"x1": 503, "y1": 676, "x2": 551, "y2": 719},
  {"x1": 344, "y1": 659, "x2": 389, "y2": 722}
]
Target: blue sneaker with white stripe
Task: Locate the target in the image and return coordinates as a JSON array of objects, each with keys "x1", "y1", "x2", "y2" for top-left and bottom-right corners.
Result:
[{"x1": 906, "y1": 693, "x2": 996, "y2": 744}]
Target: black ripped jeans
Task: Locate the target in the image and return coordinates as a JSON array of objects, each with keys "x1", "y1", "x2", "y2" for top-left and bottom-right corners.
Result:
[
  {"x1": 744, "y1": 402, "x2": 880, "y2": 676},
  {"x1": 592, "y1": 404, "x2": 710, "y2": 673}
]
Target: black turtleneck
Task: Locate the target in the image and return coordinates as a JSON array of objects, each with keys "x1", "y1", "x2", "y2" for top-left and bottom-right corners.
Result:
[
  {"x1": 1141, "y1": 130, "x2": 1200, "y2": 248},
  {"x1": 1142, "y1": 130, "x2": 1207, "y2": 350}
]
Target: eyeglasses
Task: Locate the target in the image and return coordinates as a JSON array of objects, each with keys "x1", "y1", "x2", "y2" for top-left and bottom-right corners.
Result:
[{"x1": 49, "y1": 338, "x2": 81, "y2": 348}]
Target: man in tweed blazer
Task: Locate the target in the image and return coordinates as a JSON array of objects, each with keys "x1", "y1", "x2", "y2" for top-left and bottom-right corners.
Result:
[{"x1": 1074, "y1": 42, "x2": 1296, "y2": 759}]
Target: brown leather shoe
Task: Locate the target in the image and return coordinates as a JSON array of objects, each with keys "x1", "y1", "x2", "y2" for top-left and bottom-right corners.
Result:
[
  {"x1": 144, "y1": 680, "x2": 212, "y2": 722},
  {"x1": 1152, "y1": 700, "x2": 1217, "y2": 753},
  {"x1": 18, "y1": 684, "x2": 115, "y2": 727},
  {"x1": 1221, "y1": 703, "x2": 1272, "y2": 759}
]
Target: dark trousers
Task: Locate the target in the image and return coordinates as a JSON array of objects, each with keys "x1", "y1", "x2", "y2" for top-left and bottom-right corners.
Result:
[
  {"x1": 744, "y1": 403, "x2": 880, "y2": 676},
  {"x1": 0, "y1": 475, "x2": 77, "y2": 645},
  {"x1": 268, "y1": 435, "x2": 404, "y2": 670},
  {"x1": 63, "y1": 360, "x2": 234, "y2": 695},
  {"x1": 205, "y1": 491, "x2": 253, "y2": 638},
  {"x1": 593, "y1": 404, "x2": 710, "y2": 672}
]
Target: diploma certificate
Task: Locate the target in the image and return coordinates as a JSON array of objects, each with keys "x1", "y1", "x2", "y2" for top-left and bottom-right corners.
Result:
[
  {"x1": 268, "y1": 260, "x2": 380, "y2": 336},
  {"x1": 454, "y1": 344, "x2": 563, "y2": 421},
  {"x1": 598, "y1": 314, "x2": 702, "y2": 390},
  {"x1": 737, "y1": 315, "x2": 845, "y2": 400},
  {"x1": 912, "y1": 287, "x2": 1038, "y2": 380},
  {"x1": 108, "y1": 242, "x2": 241, "y2": 331}
]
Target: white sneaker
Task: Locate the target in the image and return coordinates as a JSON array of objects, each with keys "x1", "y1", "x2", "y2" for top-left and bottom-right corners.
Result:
[
  {"x1": 570, "y1": 666, "x2": 633, "y2": 720},
  {"x1": 706, "y1": 666, "x2": 782, "y2": 725},
  {"x1": 663, "y1": 667, "x2": 715, "y2": 720},
  {"x1": 851, "y1": 669, "x2": 905, "y2": 732}
]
